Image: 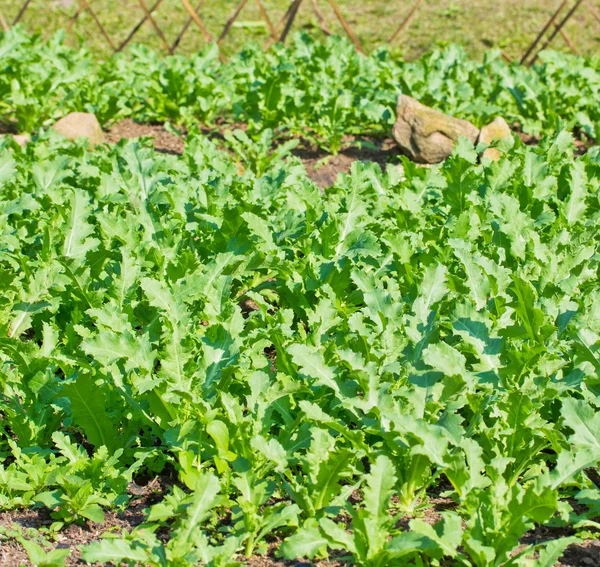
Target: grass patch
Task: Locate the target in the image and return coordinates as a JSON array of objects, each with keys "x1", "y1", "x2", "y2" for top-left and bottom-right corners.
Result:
[{"x1": 1, "y1": 0, "x2": 599, "y2": 60}]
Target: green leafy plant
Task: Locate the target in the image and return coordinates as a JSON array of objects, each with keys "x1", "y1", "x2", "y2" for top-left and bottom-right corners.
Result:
[{"x1": 1, "y1": 73, "x2": 600, "y2": 566}]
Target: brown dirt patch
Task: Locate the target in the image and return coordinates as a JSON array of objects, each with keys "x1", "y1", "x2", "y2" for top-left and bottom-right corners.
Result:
[
  {"x1": 559, "y1": 539, "x2": 600, "y2": 567},
  {"x1": 0, "y1": 502, "x2": 150, "y2": 566},
  {"x1": 103, "y1": 120, "x2": 400, "y2": 188},
  {"x1": 0, "y1": 119, "x2": 19, "y2": 135},
  {"x1": 516, "y1": 128, "x2": 594, "y2": 156},
  {"x1": 105, "y1": 119, "x2": 186, "y2": 154},
  {"x1": 0, "y1": 475, "x2": 173, "y2": 567},
  {"x1": 246, "y1": 559, "x2": 344, "y2": 567},
  {"x1": 520, "y1": 527, "x2": 600, "y2": 567},
  {"x1": 0, "y1": 538, "x2": 29, "y2": 566},
  {"x1": 2, "y1": 499, "x2": 600, "y2": 567},
  {"x1": 393, "y1": 496, "x2": 459, "y2": 532},
  {"x1": 294, "y1": 138, "x2": 399, "y2": 189},
  {"x1": 102, "y1": 120, "x2": 597, "y2": 191}
]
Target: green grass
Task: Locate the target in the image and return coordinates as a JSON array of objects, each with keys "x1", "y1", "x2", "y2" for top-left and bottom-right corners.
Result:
[{"x1": 1, "y1": 0, "x2": 599, "y2": 60}]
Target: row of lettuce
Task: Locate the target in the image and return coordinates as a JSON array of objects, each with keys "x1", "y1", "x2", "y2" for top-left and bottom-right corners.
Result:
[{"x1": 1, "y1": 27, "x2": 600, "y2": 152}]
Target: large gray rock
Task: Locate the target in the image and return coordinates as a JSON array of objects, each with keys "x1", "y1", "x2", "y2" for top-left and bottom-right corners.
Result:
[
  {"x1": 478, "y1": 117, "x2": 512, "y2": 161},
  {"x1": 392, "y1": 95, "x2": 479, "y2": 163},
  {"x1": 51, "y1": 112, "x2": 104, "y2": 146}
]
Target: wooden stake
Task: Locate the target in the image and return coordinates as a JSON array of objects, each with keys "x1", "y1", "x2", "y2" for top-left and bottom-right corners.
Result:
[
  {"x1": 529, "y1": 0, "x2": 586, "y2": 65},
  {"x1": 256, "y1": 0, "x2": 277, "y2": 39},
  {"x1": 181, "y1": 0, "x2": 214, "y2": 43},
  {"x1": 0, "y1": 11, "x2": 8, "y2": 31},
  {"x1": 389, "y1": 0, "x2": 423, "y2": 44},
  {"x1": 66, "y1": 2, "x2": 84, "y2": 34},
  {"x1": 80, "y1": 0, "x2": 117, "y2": 51},
  {"x1": 280, "y1": 0, "x2": 304, "y2": 42},
  {"x1": 588, "y1": 2, "x2": 600, "y2": 26},
  {"x1": 521, "y1": 0, "x2": 568, "y2": 64},
  {"x1": 171, "y1": 0, "x2": 204, "y2": 52},
  {"x1": 136, "y1": 0, "x2": 172, "y2": 54},
  {"x1": 13, "y1": 0, "x2": 32, "y2": 24},
  {"x1": 274, "y1": 3, "x2": 295, "y2": 33},
  {"x1": 219, "y1": 0, "x2": 249, "y2": 43},
  {"x1": 261, "y1": 0, "x2": 302, "y2": 49},
  {"x1": 118, "y1": 0, "x2": 165, "y2": 52},
  {"x1": 325, "y1": 0, "x2": 364, "y2": 52},
  {"x1": 312, "y1": 0, "x2": 332, "y2": 35},
  {"x1": 555, "y1": 21, "x2": 579, "y2": 54}
]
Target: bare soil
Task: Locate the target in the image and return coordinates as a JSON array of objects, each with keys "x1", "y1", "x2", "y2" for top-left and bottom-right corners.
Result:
[
  {"x1": 0, "y1": 477, "x2": 171, "y2": 567},
  {"x1": 559, "y1": 540, "x2": 600, "y2": 567},
  {"x1": 0, "y1": 473, "x2": 345, "y2": 567},
  {"x1": 1, "y1": 482, "x2": 599, "y2": 567},
  {"x1": 293, "y1": 137, "x2": 399, "y2": 188},
  {"x1": 105, "y1": 119, "x2": 186, "y2": 155},
  {"x1": 105, "y1": 120, "x2": 401, "y2": 189},
  {"x1": 103, "y1": 120, "x2": 596, "y2": 192}
]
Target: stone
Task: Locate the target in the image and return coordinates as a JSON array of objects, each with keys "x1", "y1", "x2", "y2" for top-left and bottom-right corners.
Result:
[
  {"x1": 478, "y1": 116, "x2": 512, "y2": 161},
  {"x1": 51, "y1": 112, "x2": 104, "y2": 146},
  {"x1": 13, "y1": 134, "x2": 30, "y2": 147},
  {"x1": 0, "y1": 133, "x2": 29, "y2": 147},
  {"x1": 392, "y1": 95, "x2": 479, "y2": 164}
]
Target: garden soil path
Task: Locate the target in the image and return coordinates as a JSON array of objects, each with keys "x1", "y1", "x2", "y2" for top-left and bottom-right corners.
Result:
[
  {"x1": 104, "y1": 121, "x2": 592, "y2": 190},
  {"x1": 104, "y1": 120, "x2": 399, "y2": 189},
  {"x1": 2, "y1": 479, "x2": 600, "y2": 566}
]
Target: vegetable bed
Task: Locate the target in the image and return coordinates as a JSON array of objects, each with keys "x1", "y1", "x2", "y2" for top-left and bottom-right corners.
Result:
[{"x1": 2, "y1": 29, "x2": 600, "y2": 567}]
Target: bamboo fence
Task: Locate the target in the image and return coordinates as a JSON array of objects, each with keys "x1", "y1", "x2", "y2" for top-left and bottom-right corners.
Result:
[{"x1": 1, "y1": 0, "x2": 598, "y2": 63}]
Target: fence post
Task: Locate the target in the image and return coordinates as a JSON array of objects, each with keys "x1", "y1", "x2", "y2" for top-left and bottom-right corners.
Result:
[
  {"x1": 325, "y1": 0, "x2": 365, "y2": 53},
  {"x1": 528, "y1": 0, "x2": 585, "y2": 65},
  {"x1": 521, "y1": 0, "x2": 568, "y2": 64},
  {"x1": 13, "y1": 0, "x2": 33, "y2": 24},
  {"x1": 389, "y1": 0, "x2": 423, "y2": 44}
]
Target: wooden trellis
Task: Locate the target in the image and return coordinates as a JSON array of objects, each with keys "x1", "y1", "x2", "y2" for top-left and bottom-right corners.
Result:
[
  {"x1": 4, "y1": 0, "x2": 600, "y2": 62},
  {"x1": 521, "y1": 0, "x2": 595, "y2": 65},
  {"x1": 219, "y1": 0, "x2": 277, "y2": 44},
  {"x1": 6, "y1": 0, "x2": 372, "y2": 55},
  {"x1": 389, "y1": 0, "x2": 422, "y2": 44},
  {"x1": 13, "y1": 0, "x2": 33, "y2": 24},
  {"x1": 61, "y1": 0, "x2": 117, "y2": 51}
]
